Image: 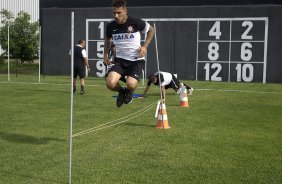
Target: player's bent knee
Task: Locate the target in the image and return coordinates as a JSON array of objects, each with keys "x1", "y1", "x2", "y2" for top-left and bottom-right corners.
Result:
[
  {"x1": 106, "y1": 80, "x2": 116, "y2": 89},
  {"x1": 126, "y1": 78, "x2": 138, "y2": 90}
]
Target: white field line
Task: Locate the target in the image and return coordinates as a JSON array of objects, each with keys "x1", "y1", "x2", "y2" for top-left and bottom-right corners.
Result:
[
  {"x1": 0, "y1": 81, "x2": 100, "y2": 87},
  {"x1": 196, "y1": 88, "x2": 282, "y2": 95},
  {"x1": 1, "y1": 81, "x2": 281, "y2": 95},
  {"x1": 72, "y1": 101, "x2": 156, "y2": 137}
]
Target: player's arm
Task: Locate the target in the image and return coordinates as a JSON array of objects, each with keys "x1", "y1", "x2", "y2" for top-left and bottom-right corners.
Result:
[
  {"x1": 142, "y1": 85, "x2": 150, "y2": 97},
  {"x1": 161, "y1": 85, "x2": 166, "y2": 102},
  {"x1": 84, "y1": 57, "x2": 90, "y2": 71},
  {"x1": 104, "y1": 37, "x2": 112, "y2": 65},
  {"x1": 82, "y1": 49, "x2": 90, "y2": 71}
]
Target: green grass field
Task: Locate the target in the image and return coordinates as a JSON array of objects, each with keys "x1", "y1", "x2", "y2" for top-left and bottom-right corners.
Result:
[{"x1": 0, "y1": 74, "x2": 281, "y2": 184}]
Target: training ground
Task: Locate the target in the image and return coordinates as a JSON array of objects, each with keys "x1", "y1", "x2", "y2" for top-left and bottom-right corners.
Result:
[{"x1": 0, "y1": 74, "x2": 281, "y2": 183}]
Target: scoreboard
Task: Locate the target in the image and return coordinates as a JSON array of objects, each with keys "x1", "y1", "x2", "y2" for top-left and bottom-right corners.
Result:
[
  {"x1": 86, "y1": 17, "x2": 268, "y2": 83},
  {"x1": 196, "y1": 18, "x2": 268, "y2": 83}
]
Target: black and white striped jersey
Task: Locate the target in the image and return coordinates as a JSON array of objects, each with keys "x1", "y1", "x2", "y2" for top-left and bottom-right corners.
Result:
[
  {"x1": 148, "y1": 72, "x2": 173, "y2": 87},
  {"x1": 106, "y1": 17, "x2": 150, "y2": 61}
]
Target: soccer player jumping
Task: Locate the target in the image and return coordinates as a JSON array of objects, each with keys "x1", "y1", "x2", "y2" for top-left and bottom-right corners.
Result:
[{"x1": 103, "y1": 0, "x2": 155, "y2": 107}]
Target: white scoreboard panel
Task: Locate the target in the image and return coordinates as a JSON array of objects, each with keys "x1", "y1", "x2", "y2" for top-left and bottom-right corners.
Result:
[{"x1": 86, "y1": 18, "x2": 268, "y2": 83}]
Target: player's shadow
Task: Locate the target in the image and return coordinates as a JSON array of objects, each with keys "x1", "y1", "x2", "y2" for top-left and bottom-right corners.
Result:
[
  {"x1": 0, "y1": 170, "x2": 66, "y2": 184},
  {"x1": 18, "y1": 88, "x2": 67, "y2": 94},
  {"x1": 145, "y1": 93, "x2": 161, "y2": 97},
  {"x1": 124, "y1": 123, "x2": 155, "y2": 128},
  {"x1": 0, "y1": 131, "x2": 65, "y2": 145}
]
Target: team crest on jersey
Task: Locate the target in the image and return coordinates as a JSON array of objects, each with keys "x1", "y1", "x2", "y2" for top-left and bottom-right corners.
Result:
[{"x1": 127, "y1": 25, "x2": 134, "y2": 33}]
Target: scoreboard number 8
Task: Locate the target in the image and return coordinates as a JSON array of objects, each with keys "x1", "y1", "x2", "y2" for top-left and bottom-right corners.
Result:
[{"x1": 208, "y1": 42, "x2": 220, "y2": 61}]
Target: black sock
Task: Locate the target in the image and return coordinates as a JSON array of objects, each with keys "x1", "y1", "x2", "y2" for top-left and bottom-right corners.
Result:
[
  {"x1": 81, "y1": 85, "x2": 84, "y2": 91},
  {"x1": 118, "y1": 87, "x2": 125, "y2": 92},
  {"x1": 124, "y1": 87, "x2": 133, "y2": 93}
]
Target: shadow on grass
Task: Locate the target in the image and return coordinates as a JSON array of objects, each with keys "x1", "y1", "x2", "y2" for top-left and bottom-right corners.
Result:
[
  {"x1": 0, "y1": 131, "x2": 65, "y2": 145},
  {"x1": 0, "y1": 170, "x2": 66, "y2": 184},
  {"x1": 124, "y1": 122, "x2": 155, "y2": 128},
  {"x1": 17, "y1": 88, "x2": 67, "y2": 94}
]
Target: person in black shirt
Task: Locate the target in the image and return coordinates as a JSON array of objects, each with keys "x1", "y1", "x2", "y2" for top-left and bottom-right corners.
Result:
[{"x1": 73, "y1": 40, "x2": 90, "y2": 95}]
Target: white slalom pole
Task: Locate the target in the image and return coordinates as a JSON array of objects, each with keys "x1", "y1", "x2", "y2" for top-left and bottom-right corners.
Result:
[
  {"x1": 153, "y1": 23, "x2": 164, "y2": 129},
  {"x1": 8, "y1": 24, "x2": 10, "y2": 82},
  {"x1": 144, "y1": 30, "x2": 148, "y2": 83},
  {"x1": 142, "y1": 69, "x2": 145, "y2": 86},
  {"x1": 38, "y1": 26, "x2": 41, "y2": 83},
  {"x1": 69, "y1": 11, "x2": 74, "y2": 184}
]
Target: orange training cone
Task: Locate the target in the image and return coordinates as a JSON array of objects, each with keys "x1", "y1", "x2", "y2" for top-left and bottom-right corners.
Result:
[
  {"x1": 179, "y1": 83, "x2": 189, "y2": 107},
  {"x1": 155, "y1": 101, "x2": 171, "y2": 129}
]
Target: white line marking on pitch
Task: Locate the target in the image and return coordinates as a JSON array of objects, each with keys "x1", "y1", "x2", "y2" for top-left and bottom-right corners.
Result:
[
  {"x1": 196, "y1": 88, "x2": 282, "y2": 95},
  {"x1": 1, "y1": 81, "x2": 281, "y2": 95}
]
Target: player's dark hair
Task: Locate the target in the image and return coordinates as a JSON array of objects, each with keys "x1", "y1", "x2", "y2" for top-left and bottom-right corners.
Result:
[
  {"x1": 78, "y1": 40, "x2": 85, "y2": 44},
  {"x1": 148, "y1": 74, "x2": 157, "y2": 83},
  {"x1": 112, "y1": 0, "x2": 127, "y2": 7}
]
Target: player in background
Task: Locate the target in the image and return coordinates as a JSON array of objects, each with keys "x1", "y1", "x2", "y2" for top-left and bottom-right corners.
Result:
[
  {"x1": 73, "y1": 40, "x2": 90, "y2": 95},
  {"x1": 142, "y1": 71, "x2": 193, "y2": 102},
  {"x1": 103, "y1": 0, "x2": 155, "y2": 107}
]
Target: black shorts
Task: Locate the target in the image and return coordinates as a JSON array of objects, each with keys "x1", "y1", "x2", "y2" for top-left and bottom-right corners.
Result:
[
  {"x1": 165, "y1": 74, "x2": 180, "y2": 91},
  {"x1": 105, "y1": 63, "x2": 126, "y2": 83},
  {"x1": 109, "y1": 57, "x2": 145, "y2": 81},
  {"x1": 74, "y1": 64, "x2": 85, "y2": 79}
]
